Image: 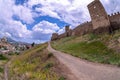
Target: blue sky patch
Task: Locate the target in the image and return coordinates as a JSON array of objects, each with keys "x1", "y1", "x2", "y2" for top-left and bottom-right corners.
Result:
[
  {"x1": 27, "y1": 16, "x2": 69, "y2": 30},
  {"x1": 15, "y1": 0, "x2": 28, "y2": 5}
]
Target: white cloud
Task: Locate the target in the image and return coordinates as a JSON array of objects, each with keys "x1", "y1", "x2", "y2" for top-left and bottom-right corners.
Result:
[
  {"x1": 27, "y1": 0, "x2": 120, "y2": 27},
  {"x1": 0, "y1": 32, "x2": 11, "y2": 38},
  {"x1": 13, "y1": 5, "x2": 34, "y2": 24},
  {"x1": 0, "y1": 0, "x2": 32, "y2": 40},
  {"x1": 101, "y1": 0, "x2": 120, "y2": 14},
  {"x1": 32, "y1": 20, "x2": 59, "y2": 32},
  {"x1": 0, "y1": 20, "x2": 32, "y2": 39},
  {"x1": 32, "y1": 21, "x2": 60, "y2": 41},
  {"x1": 0, "y1": 0, "x2": 34, "y2": 42},
  {"x1": 35, "y1": 7, "x2": 61, "y2": 19},
  {"x1": 58, "y1": 28, "x2": 65, "y2": 34},
  {"x1": 8, "y1": 20, "x2": 32, "y2": 38},
  {"x1": 27, "y1": 0, "x2": 94, "y2": 27},
  {"x1": 0, "y1": 0, "x2": 60, "y2": 43},
  {"x1": 0, "y1": 0, "x2": 13, "y2": 22}
]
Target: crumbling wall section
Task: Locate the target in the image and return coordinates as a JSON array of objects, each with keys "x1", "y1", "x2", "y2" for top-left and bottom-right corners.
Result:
[
  {"x1": 109, "y1": 12, "x2": 120, "y2": 31},
  {"x1": 51, "y1": 33, "x2": 59, "y2": 41},
  {"x1": 72, "y1": 22, "x2": 93, "y2": 36}
]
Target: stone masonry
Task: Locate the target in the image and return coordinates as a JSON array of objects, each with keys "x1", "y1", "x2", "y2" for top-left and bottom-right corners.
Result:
[
  {"x1": 87, "y1": 0, "x2": 111, "y2": 34},
  {"x1": 51, "y1": 0, "x2": 120, "y2": 40}
]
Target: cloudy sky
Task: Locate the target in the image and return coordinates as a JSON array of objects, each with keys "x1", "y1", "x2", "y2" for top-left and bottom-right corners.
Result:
[{"x1": 0, "y1": 0, "x2": 120, "y2": 43}]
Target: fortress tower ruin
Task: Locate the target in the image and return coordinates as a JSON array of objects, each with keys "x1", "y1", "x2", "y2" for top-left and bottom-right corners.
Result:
[
  {"x1": 51, "y1": 33, "x2": 58, "y2": 41},
  {"x1": 51, "y1": 0, "x2": 120, "y2": 41},
  {"x1": 65, "y1": 25, "x2": 70, "y2": 32},
  {"x1": 65, "y1": 25, "x2": 72, "y2": 37},
  {"x1": 87, "y1": 0, "x2": 111, "y2": 34}
]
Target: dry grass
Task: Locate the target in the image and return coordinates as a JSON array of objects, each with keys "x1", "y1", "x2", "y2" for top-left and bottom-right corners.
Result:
[{"x1": 8, "y1": 43, "x2": 63, "y2": 80}]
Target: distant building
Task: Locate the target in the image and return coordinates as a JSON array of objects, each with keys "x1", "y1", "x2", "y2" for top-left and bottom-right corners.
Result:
[{"x1": 0, "y1": 37, "x2": 15, "y2": 54}]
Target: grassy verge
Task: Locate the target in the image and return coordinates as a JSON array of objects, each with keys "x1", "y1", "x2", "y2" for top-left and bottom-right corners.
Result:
[
  {"x1": 0, "y1": 54, "x2": 9, "y2": 79},
  {"x1": 0, "y1": 67, "x2": 3, "y2": 73},
  {"x1": 0, "y1": 54, "x2": 8, "y2": 60},
  {"x1": 9, "y1": 43, "x2": 63, "y2": 80},
  {"x1": 51, "y1": 32, "x2": 120, "y2": 66},
  {"x1": 0, "y1": 67, "x2": 4, "y2": 80}
]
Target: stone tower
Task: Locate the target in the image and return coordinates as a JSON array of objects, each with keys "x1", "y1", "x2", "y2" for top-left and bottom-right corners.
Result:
[
  {"x1": 65, "y1": 25, "x2": 72, "y2": 37},
  {"x1": 65, "y1": 25, "x2": 70, "y2": 37},
  {"x1": 51, "y1": 33, "x2": 58, "y2": 41},
  {"x1": 87, "y1": 0, "x2": 110, "y2": 34},
  {"x1": 65, "y1": 25, "x2": 70, "y2": 33}
]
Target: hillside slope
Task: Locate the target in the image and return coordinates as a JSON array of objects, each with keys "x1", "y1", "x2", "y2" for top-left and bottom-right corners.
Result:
[
  {"x1": 8, "y1": 43, "x2": 66, "y2": 80},
  {"x1": 48, "y1": 42, "x2": 120, "y2": 80},
  {"x1": 51, "y1": 31, "x2": 120, "y2": 66},
  {"x1": 0, "y1": 55, "x2": 8, "y2": 79}
]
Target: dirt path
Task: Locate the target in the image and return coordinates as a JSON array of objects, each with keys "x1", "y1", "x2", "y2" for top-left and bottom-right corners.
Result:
[
  {"x1": 4, "y1": 56, "x2": 14, "y2": 80},
  {"x1": 4, "y1": 60, "x2": 11, "y2": 80},
  {"x1": 47, "y1": 42, "x2": 120, "y2": 80},
  {"x1": 4, "y1": 63, "x2": 8, "y2": 80}
]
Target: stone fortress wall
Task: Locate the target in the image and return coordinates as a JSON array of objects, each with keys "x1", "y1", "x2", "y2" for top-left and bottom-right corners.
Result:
[
  {"x1": 87, "y1": 0, "x2": 111, "y2": 34},
  {"x1": 72, "y1": 21, "x2": 93, "y2": 36},
  {"x1": 109, "y1": 12, "x2": 120, "y2": 31},
  {"x1": 51, "y1": 0, "x2": 120, "y2": 41}
]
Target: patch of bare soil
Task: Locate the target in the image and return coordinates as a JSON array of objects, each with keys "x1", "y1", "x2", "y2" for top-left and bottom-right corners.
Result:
[{"x1": 53, "y1": 56, "x2": 78, "y2": 80}]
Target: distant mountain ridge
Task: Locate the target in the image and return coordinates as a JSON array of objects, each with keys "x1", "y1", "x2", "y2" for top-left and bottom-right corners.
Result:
[
  {"x1": 1, "y1": 37, "x2": 30, "y2": 45},
  {"x1": 6, "y1": 37, "x2": 17, "y2": 43}
]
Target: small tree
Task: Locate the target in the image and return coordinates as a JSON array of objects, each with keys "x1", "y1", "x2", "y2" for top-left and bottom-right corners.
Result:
[{"x1": 31, "y1": 42, "x2": 35, "y2": 47}]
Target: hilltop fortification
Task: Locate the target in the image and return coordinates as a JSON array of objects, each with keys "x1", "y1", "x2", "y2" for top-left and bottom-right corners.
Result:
[
  {"x1": 87, "y1": 0, "x2": 111, "y2": 34},
  {"x1": 109, "y1": 12, "x2": 120, "y2": 31},
  {"x1": 51, "y1": 0, "x2": 120, "y2": 40}
]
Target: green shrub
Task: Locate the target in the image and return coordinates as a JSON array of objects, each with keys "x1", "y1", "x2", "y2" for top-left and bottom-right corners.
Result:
[
  {"x1": 0, "y1": 54, "x2": 8, "y2": 60},
  {"x1": 15, "y1": 52, "x2": 20, "y2": 55},
  {"x1": 89, "y1": 33, "x2": 98, "y2": 40},
  {"x1": 8, "y1": 52, "x2": 14, "y2": 55},
  {"x1": 59, "y1": 76, "x2": 66, "y2": 80},
  {"x1": 117, "y1": 62, "x2": 120, "y2": 67},
  {"x1": 48, "y1": 53, "x2": 53, "y2": 58},
  {"x1": 44, "y1": 62, "x2": 53, "y2": 69},
  {"x1": 118, "y1": 64, "x2": 120, "y2": 67},
  {"x1": 0, "y1": 67, "x2": 3, "y2": 73}
]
